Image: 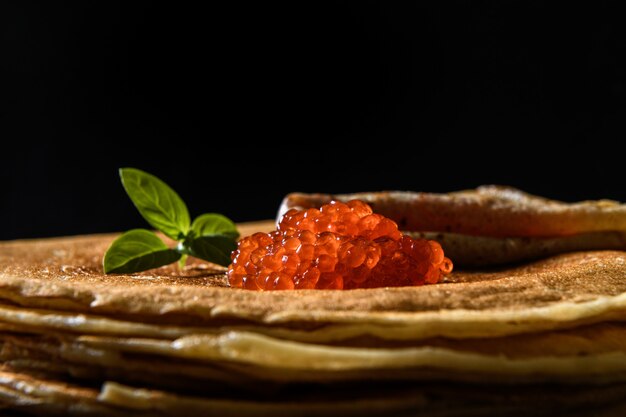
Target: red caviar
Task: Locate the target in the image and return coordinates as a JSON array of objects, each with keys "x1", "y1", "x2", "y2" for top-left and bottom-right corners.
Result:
[{"x1": 227, "y1": 200, "x2": 453, "y2": 290}]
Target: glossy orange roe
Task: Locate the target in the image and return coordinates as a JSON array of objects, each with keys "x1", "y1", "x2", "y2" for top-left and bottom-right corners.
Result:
[{"x1": 227, "y1": 200, "x2": 453, "y2": 290}]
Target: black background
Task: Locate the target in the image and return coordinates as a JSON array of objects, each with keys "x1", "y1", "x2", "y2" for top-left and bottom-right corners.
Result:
[{"x1": 1, "y1": 1, "x2": 624, "y2": 240}]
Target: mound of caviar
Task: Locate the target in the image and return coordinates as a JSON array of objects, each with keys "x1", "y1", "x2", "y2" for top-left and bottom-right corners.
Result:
[{"x1": 227, "y1": 200, "x2": 453, "y2": 290}]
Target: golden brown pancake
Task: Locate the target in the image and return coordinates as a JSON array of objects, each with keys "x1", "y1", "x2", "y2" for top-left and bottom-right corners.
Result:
[
  {"x1": 407, "y1": 230, "x2": 626, "y2": 266},
  {"x1": 1, "y1": 367, "x2": 626, "y2": 417},
  {"x1": 278, "y1": 185, "x2": 626, "y2": 237},
  {"x1": 1, "y1": 233, "x2": 626, "y2": 339},
  {"x1": 278, "y1": 187, "x2": 626, "y2": 265},
  {"x1": 2, "y1": 223, "x2": 626, "y2": 414},
  {"x1": 3, "y1": 320, "x2": 626, "y2": 384}
]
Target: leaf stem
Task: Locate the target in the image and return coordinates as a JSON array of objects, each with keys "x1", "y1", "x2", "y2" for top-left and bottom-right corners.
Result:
[{"x1": 178, "y1": 254, "x2": 188, "y2": 271}]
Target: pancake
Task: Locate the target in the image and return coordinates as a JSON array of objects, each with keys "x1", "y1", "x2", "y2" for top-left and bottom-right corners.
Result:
[
  {"x1": 2, "y1": 367, "x2": 626, "y2": 417},
  {"x1": 7, "y1": 324, "x2": 626, "y2": 388},
  {"x1": 0, "y1": 334, "x2": 250, "y2": 394},
  {"x1": 278, "y1": 186, "x2": 626, "y2": 237},
  {"x1": 407, "y1": 230, "x2": 626, "y2": 266},
  {"x1": 1, "y1": 233, "x2": 625, "y2": 340},
  {"x1": 279, "y1": 187, "x2": 626, "y2": 266},
  {"x1": 0, "y1": 369, "x2": 133, "y2": 417},
  {"x1": 97, "y1": 380, "x2": 626, "y2": 417},
  {"x1": 2, "y1": 219, "x2": 626, "y2": 414},
  {"x1": 3, "y1": 310, "x2": 626, "y2": 383}
]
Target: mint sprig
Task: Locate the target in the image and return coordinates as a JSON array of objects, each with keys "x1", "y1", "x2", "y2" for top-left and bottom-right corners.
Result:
[
  {"x1": 103, "y1": 168, "x2": 239, "y2": 274},
  {"x1": 119, "y1": 168, "x2": 190, "y2": 240}
]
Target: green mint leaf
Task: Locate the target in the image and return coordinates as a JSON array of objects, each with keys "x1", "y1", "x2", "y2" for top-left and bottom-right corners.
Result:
[
  {"x1": 190, "y1": 213, "x2": 239, "y2": 240},
  {"x1": 188, "y1": 235, "x2": 237, "y2": 267},
  {"x1": 119, "y1": 168, "x2": 190, "y2": 240},
  {"x1": 103, "y1": 229, "x2": 181, "y2": 274}
]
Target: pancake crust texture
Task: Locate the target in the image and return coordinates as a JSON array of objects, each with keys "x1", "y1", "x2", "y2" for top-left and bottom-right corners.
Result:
[
  {"x1": 1, "y1": 219, "x2": 626, "y2": 415},
  {"x1": 279, "y1": 186, "x2": 626, "y2": 237},
  {"x1": 1, "y1": 233, "x2": 625, "y2": 338}
]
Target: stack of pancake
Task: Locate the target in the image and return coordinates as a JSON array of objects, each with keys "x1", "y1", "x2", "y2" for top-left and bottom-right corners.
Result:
[{"x1": 1, "y1": 187, "x2": 626, "y2": 416}]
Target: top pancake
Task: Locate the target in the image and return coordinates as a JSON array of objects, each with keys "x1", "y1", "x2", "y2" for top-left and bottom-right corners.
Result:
[
  {"x1": 278, "y1": 185, "x2": 626, "y2": 237},
  {"x1": 1, "y1": 230, "x2": 625, "y2": 339}
]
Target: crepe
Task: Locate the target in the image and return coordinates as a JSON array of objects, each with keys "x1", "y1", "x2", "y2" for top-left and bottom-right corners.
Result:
[
  {"x1": 1, "y1": 234, "x2": 626, "y2": 340},
  {"x1": 1, "y1": 367, "x2": 626, "y2": 417},
  {"x1": 3, "y1": 320, "x2": 626, "y2": 384},
  {"x1": 1, "y1": 233, "x2": 626, "y2": 384},
  {"x1": 279, "y1": 185, "x2": 626, "y2": 237},
  {"x1": 279, "y1": 187, "x2": 626, "y2": 265},
  {"x1": 1, "y1": 217, "x2": 626, "y2": 414},
  {"x1": 0, "y1": 369, "x2": 132, "y2": 417},
  {"x1": 405, "y1": 230, "x2": 626, "y2": 266}
]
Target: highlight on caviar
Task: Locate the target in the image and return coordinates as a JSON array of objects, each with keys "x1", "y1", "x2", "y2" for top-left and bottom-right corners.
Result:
[{"x1": 227, "y1": 200, "x2": 453, "y2": 290}]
